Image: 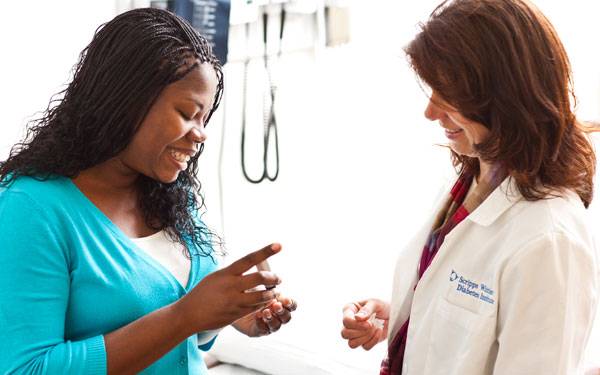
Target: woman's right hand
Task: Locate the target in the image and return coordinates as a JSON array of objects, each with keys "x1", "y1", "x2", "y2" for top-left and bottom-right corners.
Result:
[
  {"x1": 177, "y1": 243, "x2": 283, "y2": 333},
  {"x1": 341, "y1": 299, "x2": 390, "y2": 351}
]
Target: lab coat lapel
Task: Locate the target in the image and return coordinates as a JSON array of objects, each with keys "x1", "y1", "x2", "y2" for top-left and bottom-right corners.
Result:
[
  {"x1": 414, "y1": 212, "x2": 472, "y2": 294},
  {"x1": 415, "y1": 177, "x2": 520, "y2": 290},
  {"x1": 468, "y1": 176, "x2": 521, "y2": 226},
  {"x1": 388, "y1": 182, "x2": 455, "y2": 339}
]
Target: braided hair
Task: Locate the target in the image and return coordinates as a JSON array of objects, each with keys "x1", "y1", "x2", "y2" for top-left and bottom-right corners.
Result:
[{"x1": 0, "y1": 8, "x2": 224, "y2": 257}]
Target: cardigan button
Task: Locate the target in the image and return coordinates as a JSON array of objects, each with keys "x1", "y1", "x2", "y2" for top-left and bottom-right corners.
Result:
[{"x1": 179, "y1": 356, "x2": 187, "y2": 366}]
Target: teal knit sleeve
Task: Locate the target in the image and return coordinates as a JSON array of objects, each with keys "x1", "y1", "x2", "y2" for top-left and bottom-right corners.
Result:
[{"x1": 0, "y1": 191, "x2": 107, "y2": 374}]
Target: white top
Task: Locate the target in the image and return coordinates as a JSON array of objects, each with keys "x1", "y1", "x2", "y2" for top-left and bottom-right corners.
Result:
[
  {"x1": 131, "y1": 230, "x2": 191, "y2": 288},
  {"x1": 389, "y1": 176, "x2": 599, "y2": 374},
  {"x1": 131, "y1": 231, "x2": 221, "y2": 345}
]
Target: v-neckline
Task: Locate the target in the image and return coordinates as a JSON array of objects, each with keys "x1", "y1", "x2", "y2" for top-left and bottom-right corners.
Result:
[
  {"x1": 65, "y1": 178, "x2": 195, "y2": 291},
  {"x1": 131, "y1": 230, "x2": 192, "y2": 290}
]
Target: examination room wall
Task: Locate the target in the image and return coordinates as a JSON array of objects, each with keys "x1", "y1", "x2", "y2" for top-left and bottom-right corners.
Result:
[
  {"x1": 0, "y1": 1, "x2": 599, "y2": 372},
  {"x1": 197, "y1": 1, "x2": 600, "y2": 371}
]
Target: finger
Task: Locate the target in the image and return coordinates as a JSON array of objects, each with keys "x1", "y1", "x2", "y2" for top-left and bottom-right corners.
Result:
[
  {"x1": 253, "y1": 312, "x2": 271, "y2": 337},
  {"x1": 342, "y1": 302, "x2": 360, "y2": 315},
  {"x1": 342, "y1": 316, "x2": 371, "y2": 331},
  {"x1": 342, "y1": 304, "x2": 371, "y2": 330},
  {"x1": 239, "y1": 271, "x2": 281, "y2": 291},
  {"x1": 269, "y1": 302, "x2": 292, "y2": 324},
  {"x1": 341, "y1": 327, "x2": 372, "y2": 340},
  {"x1": 268, "y1": 301, "x2": 283, "y2": 312},
  {"x1": 277, "y1": 295, "x2": 292, "y2": 306},
  {"x1": 276, "y1": 295, "x2": 297, "y2": 312},
  {"x1": 284, "y1": 299, "x2": 297, "y2": 312},
  {"x1": 262, "y1": 309, "x2": 282, "y2": 333},
  {"x1": 225, "y1": 243, "x2": 282, "y2": 275},
  {"x1": 342, "y1": 303, "x2": 359, "y2": 326},
  {"x1": 348, "y1": 332, "x2": 374, "y2": 349},
  {"x1": 362, "y1": 331, "x2": 381, "y2": 351},
  {"x1": 239, "y1": 289, "x2": 277, "y2": 308},
  {"x1": 256, "y1": 259, "x2": 271, "y2": 272},
  {"x1": 354, "y1": 300, "x2": 378, "y2": 321}
]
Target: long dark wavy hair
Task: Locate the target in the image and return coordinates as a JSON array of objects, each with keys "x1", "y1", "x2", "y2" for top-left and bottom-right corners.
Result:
[
  {"x1": 0, "y1": 8, "x2": 224, "y2": 257},
  {"x1": 406, "y1": 0, "x2": 597, "y2": 207}
]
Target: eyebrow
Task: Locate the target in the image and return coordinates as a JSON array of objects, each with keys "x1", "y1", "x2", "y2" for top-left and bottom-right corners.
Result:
[{"x1": 183, "y1": 97, "x2": 205, "y2": 111}]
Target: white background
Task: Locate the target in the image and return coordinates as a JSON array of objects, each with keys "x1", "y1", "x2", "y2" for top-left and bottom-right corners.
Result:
[{"x1": 0, "y1": 1, "x2": 598, "y2": 372}]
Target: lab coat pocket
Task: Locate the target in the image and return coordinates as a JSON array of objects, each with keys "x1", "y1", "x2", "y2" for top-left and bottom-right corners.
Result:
[{"x1": 424, "y1": 298, "x2": 495, "y2": 375}]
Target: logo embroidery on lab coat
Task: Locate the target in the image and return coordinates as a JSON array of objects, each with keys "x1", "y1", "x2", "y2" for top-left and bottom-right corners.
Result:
[{"x1": 449, "y1": 270, "x2": 495, "y2": 305}]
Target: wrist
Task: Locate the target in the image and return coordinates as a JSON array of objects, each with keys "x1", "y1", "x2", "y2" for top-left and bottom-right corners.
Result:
[
  {"x1": 172, "y1": 296, "x2": 207, "y2": 335},
  {"x1": 231, "y1": 315, "x2": 249, "y2": 334}
]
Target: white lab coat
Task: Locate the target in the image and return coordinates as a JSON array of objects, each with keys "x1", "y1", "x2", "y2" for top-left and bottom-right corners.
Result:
[{"x1": 388, "y1": 176, "x2": 599, "y2": 375}]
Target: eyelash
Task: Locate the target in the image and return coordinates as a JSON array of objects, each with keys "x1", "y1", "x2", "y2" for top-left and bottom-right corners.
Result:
[{"x1": 178, "y1": 110, "x2": 193, "y2": 121}]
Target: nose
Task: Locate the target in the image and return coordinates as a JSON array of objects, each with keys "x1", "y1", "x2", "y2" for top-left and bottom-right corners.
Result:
[
  {"x1": 424, "y1": 98, "x2": 443, "y2": 121},
  {"x1": 187, "y1": 125, "x2": 207, "y2": 145}
]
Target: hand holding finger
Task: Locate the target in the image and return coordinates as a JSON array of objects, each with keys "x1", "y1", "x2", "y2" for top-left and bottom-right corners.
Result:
[
  {"x1": 341, "y1": 299, "x2": 390, "y2": 351},
  {"x1": 181, "y1": 244, "x2": 283, "y2": 332}
]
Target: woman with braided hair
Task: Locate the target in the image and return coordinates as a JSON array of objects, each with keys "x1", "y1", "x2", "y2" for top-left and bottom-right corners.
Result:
[
  {"x1": 0, "y1": 8, "x2": 295, "y2": 374},
  {"x1": 341, "y1": 0, "x2": 598, "y2": 373}
]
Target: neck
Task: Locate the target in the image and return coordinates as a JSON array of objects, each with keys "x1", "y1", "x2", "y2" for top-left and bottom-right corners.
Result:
[
  {"x1": 462, "y1": 159, "x2": 505, "y2": 211},
  {"x1": 73, "y1": 157, "x2": 140, "y2": 196},
  {"x1": 477, "y1": 159, "x2": 494, "y2": 183}
]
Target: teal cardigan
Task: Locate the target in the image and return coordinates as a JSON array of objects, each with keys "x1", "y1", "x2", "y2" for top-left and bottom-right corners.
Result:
[{"x1": 0, "y1": 176, "x2": 218, "y2": 374}]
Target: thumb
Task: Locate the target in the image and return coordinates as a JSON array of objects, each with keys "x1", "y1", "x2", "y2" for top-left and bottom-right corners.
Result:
[{"x1": 354, "y1": 300, "x2": 378, "y2": 321}]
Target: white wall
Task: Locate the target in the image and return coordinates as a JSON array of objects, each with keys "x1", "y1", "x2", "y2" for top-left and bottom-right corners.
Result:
[
  {"x1": 1, "y1": 1, "x2": 598, "y2": 372},
  {"x1": 0, "y1": 1, "x2": 117, "y2": 159}
]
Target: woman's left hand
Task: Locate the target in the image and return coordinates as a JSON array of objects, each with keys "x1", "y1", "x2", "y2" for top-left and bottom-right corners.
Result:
[{"x1": 232, "y1": 293, "x2": 297, "y2": 337}]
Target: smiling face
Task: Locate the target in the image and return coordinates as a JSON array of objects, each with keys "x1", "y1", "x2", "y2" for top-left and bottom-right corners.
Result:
[
  {"x1": 424, "y1": 91, "x2": 490, "y2": 158},
  {"x1": 118, "y1": 62, "x2": 218, "y2": 183}
]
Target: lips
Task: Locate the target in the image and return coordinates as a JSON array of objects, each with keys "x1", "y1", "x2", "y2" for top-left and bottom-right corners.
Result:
[
  {"x1": 170, "y1": 149, "x2": 191, "y2": 163},
  {"x1": 168, "y1": 147, "x2": 197, "y2": 161},
  {"x1": 166, "y1": 147, "x2": 197, "y2": 171},
  {"x1": 444, "y1": 128, "x2": 464, "y2": 140}
]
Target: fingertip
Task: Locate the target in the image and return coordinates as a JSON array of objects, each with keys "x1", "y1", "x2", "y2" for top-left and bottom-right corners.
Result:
[
  {"x1": 263, "y1": 310, "x2": 272, "y2": 320},
  {"x1": 354, "y1": 313, "x2": 369, "y2": 322},
  {"x1": 270, "y1": 243, "x2": 282, "y2": 252},
  {"x1": 343, "y1": 303, "x2": 359, "y2": 314}
]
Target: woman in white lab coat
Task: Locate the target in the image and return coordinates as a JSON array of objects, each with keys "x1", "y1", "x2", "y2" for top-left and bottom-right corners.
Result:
[{"x1": 341, "y1": 0, "x2": 598, "y2": 374}]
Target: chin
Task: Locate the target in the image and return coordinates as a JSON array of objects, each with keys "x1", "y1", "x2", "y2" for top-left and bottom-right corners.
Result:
[
  {"x1": 450, "y1": 144, "x2": 477, "y2": 158},
  {"x1": 163, "y1": 175, "x2": 180, "y2": 184},
  {"x1": 154, "y1": 171, "x2": 180, "y2": 184}
]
